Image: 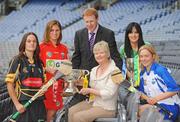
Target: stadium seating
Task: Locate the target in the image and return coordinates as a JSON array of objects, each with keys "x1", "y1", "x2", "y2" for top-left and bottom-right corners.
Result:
[
  {"x1": 0, "y1": 0, "x2": 180, "y2": 122},
  {"x1": 0, "y1": 0, "x2": 180, "y2": 68}
]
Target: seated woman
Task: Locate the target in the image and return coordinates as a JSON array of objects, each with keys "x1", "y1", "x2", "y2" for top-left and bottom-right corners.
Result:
[
  {"x1": 68, "y1": 41, "x2": 122, "y2": 122},
  {"x1": 138, "y1": 44, "x2": 180, "y2": 121}
]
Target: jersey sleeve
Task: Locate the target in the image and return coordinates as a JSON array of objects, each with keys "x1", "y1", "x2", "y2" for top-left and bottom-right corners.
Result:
[
  {"x1": 158, "y1": 66, "x2": 180, "y2": 92},
  {"x1": 39, "y1": 43, "x2": 46, "y2": 66},
  {"x1": 5, "y1": 57, "x2": 20, "y2": 83}
]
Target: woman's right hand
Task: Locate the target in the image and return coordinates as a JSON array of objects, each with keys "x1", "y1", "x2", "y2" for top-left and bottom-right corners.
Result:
[
  {"x1": 15, "y1": 103, "x2": 25, "y2": 113},
  {"x1": 126, "y1": 70, "x2": 134, "y2": 80},
  {"x1": 147, "y1": 97, "x2": 157, "y2": 105},
  {"x1": 45, "y1": 67, "x2": 56, "y2": 75},
  {"x1": 79, "y1": 88, "x2": 91, "y2": 95}
]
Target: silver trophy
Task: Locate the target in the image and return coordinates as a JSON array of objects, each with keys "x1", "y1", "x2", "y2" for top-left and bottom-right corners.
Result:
[
  {"x1": 62, "y1": 69, "x2": 89, "y2": 97},
  {"x1": 126, "y1": 58, "x2": 134, "y2": 84}
]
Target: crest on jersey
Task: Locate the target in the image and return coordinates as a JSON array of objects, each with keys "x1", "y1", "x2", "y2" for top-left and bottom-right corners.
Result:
[{"x1": 47, "y1": 52, "x2": 52, "y2": 57}]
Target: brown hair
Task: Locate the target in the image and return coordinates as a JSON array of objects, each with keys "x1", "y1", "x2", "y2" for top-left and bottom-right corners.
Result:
[
  {"x1": 82, "y1": 8, "x2": 98, "y2": 19},
  {"x1": 43, "y1": 20, "x2": 62, "y2": 43}
]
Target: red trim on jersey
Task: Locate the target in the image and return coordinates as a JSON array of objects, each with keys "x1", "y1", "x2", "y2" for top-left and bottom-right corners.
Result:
[{"x1": 22, "y1": 78, "x2": 43, "y2": 87}]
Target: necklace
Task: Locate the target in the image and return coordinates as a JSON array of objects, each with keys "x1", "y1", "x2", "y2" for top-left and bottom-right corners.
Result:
[
  {"x1": 24, "y1": 52, "x2": 34, "y2": 64},
  {"x1": 28, "y1": 58, "x2": 34, "y2": 64}
]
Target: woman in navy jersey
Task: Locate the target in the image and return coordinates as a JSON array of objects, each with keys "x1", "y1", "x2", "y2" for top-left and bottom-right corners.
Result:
[{"x1": 5, "y1": 32, "x2": 46, "y2": 122}]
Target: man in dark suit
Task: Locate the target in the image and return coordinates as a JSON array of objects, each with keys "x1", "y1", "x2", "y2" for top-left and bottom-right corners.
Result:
[
  {"x1": 62, "y1": 8, "x2": 122, "y2": 122},
  {"x1": 72, "y1": 8, "x2": 122, "y2": 71},
  {"x1": 71, "y1": 7, "x2": 122, "y2": 105}
]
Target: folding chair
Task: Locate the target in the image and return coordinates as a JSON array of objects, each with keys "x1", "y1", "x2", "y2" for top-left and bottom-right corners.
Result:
[{"x1": 139, "y1": 106, "x2": 166, "y2": 122}]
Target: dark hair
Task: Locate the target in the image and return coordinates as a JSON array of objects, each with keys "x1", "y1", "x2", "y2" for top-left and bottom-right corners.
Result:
[
  {"x1": 124, "y1": 22, "x2": 145, "y2": 58},
  {"x1": 18, "y1": 32, "x2": 41, "y2": 64},
  {"x1": 43, "y1": 20, "x2": 62, "y2": 44}
]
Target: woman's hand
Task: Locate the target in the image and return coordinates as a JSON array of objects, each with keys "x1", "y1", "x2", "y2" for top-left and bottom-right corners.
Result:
[
  {"x1": 79, "y1": 88, "x2": 91, "y2": 95},
  {"x1": 15, "y1": 103, "x2": 25, "y2": 113},
  {"x1": 74, "y1": 79, "x2": 84, "y2": 86},
  {"x1": 38, "y1": 88, "x2": 47, "y2": 97},
  {"x1": 126, "y1": 70, "x2": 134, "y2": 80},
  {"x1": 45, "y1": 67, "x2": 56, "y2": 75},
  {"x1": 63, "y1": 82, "x2": 69, "y2": 90},
  {"x1": 147, "y1": 97, "x2": 158, "y2": 105}
]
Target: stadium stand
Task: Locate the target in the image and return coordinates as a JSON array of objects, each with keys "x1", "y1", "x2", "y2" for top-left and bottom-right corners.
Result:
[{"x1": 0, "y1": 0, "x2": 180, "y2": 122}]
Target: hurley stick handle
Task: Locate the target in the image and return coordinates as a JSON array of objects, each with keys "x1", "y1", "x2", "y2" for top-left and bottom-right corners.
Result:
[{"x1": 140, "y1": 92, "x2": 173, "y2": 117}]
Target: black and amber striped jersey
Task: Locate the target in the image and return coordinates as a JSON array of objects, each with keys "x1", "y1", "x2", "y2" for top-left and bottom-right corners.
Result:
[{"x1": 5, "y1": 55, "x2": 45, "y2": 101}]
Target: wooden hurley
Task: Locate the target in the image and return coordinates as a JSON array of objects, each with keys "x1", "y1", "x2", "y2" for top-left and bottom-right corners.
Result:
[{"x1": 121, "y1": 80, "x2": 173, "y2": 118}]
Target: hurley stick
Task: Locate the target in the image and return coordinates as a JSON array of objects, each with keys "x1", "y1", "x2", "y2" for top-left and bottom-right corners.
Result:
[
  {"x1": 122, "y1": 80, "x2": 173, "y2": 117},
  {"x1": 7, "y1": 60, "x2": 72, "y2": 122}
]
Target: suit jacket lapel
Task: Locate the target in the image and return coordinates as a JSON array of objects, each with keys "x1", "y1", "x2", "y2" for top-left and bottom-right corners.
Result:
[{"x1": 95, "y1": 25, "x2": 103, "y2": 44}]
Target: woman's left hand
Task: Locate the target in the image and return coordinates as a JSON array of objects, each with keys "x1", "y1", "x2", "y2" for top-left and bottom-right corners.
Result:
[
  {"x1": 63, "y1": 82, "x2": 69, "y2": 90},
  {"x1": 147, "y1": 97, "x2": 158, "y2": 105},
  {"x1": 38, "y1": 87, "x2": 47, "y2": 97},
  {"x1": 79, "y1": 88, "x2": 91, "y2": 95}
]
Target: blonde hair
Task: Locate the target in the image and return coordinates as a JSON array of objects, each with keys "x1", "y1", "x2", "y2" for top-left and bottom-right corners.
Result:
[
  {"x1": 139, "y1": 44, "x2": 159, "y2": 62},
  {"x1": 82, "y1": 8, "x2": 98, "y2": 19},
  {"x1": 93, "y1": 41, "x2": 110, "y2": 59},
  {"x1": 43, "y1": 20, "x2": 62, "y2": 43}
]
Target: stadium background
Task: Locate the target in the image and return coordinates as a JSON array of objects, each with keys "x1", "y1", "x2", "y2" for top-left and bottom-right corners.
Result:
[{"x1": 0, "y1": 0, "x2": 180, "y2": 121}]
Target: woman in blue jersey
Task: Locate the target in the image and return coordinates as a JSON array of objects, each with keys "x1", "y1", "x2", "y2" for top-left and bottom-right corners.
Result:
[{"x1": 138, "y1": 44, "x2": 180, "y2": 121}]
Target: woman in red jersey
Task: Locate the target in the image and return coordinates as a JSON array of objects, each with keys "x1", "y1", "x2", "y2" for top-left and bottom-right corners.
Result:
[{"x1": 40, "y1": 20, "x2": 69, "y2": 122}]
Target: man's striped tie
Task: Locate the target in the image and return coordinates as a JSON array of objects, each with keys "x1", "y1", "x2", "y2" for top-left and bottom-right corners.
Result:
[{"x1": 89, "y1": 32, "x2": 95, "y2": 50}]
